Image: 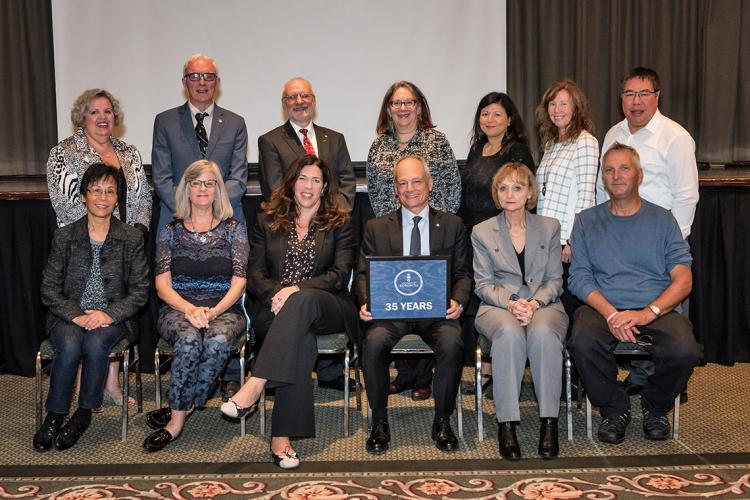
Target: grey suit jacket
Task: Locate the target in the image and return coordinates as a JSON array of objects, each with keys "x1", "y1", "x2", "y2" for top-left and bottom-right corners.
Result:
[
  {"x1": 40, "y1": 216, "x2": 150, "y2": 341},
  {"x1": 471, "y1": 212, "x2": 563, "y2": 313},
  {"x1": 258, "y1": 121, "x2": 355, "y2": 210},
  {"x1": 354, "y1": 207, "x2": 473, "y2": 310},
  {"x1": 152, "y1": 102, "x2": 248, "y2": 229}
]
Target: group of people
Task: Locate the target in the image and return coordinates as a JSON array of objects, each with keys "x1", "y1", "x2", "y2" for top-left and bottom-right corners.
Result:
[{"x1": 35, "y1": 53, "x2": 702, "y2": 468}]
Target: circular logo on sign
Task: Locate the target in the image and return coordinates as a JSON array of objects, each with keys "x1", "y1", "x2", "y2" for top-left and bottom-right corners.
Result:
[{"x1": 394, "y1": 269, "x2": 423, "y2": 296}]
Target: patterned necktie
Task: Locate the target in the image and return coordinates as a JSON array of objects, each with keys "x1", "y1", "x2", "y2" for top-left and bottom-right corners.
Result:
[
  {"x1": 299, "y1": 128, "x2": 316, "y2": 155},
  {"x1": 409, "y1": 215, "x2": 422, "y2": 256},
  {"x1": 195, "y1": 112, "x2": 208, "y2": 156}
]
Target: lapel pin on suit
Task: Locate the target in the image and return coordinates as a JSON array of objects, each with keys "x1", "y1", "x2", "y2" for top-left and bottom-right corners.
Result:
[{"x1": 219, "y1": 119, "x2": 223, "y2": 124}]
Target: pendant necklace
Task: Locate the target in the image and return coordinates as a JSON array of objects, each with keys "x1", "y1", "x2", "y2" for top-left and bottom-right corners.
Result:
[{"x1": 192, "y1": 214, "x2": 215, "y2": 243}]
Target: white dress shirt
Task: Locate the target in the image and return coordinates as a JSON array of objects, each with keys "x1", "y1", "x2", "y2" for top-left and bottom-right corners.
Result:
[
  {"x1": 291, "y1": 121, "x2": 319, "y2": 155},
  {"x1": 597, "y1": 109, "x2": 699, "y2": 238},
  {"x1": 188, "y1": 101, "x2": 216, "y2": 140},
  {"x1": 401, "y1": 205, "x2": 430, "y2": 256}
]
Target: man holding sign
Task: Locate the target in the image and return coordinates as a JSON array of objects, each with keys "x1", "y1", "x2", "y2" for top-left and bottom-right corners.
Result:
[{"x1": 355, "y1": 155, "x2": 472, "y2": 454}]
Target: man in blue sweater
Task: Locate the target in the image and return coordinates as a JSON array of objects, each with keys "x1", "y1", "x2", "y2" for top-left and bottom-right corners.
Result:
[{"x1": 568, "y1": 142, "x2": 702, "y2": 444}]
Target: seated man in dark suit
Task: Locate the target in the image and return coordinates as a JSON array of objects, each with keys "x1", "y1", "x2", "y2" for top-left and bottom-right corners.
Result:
[
  {"x1": 258, "y1": 77, "x2": 355, "y2": 211},
  {"x1": 257, "y1": 77, "x2": 356, "y2": 392},
  {"x1": 568, "y1": 143, "x2": 702, "y2": 444},
  {"x1": 355, "y1": 155, "x2": 472, "y2": 454}
]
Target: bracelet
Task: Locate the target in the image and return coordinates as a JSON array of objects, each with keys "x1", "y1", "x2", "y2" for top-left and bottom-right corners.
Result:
[{"x1": 606, "y1": 311, "x2": 617, "y2": 323}]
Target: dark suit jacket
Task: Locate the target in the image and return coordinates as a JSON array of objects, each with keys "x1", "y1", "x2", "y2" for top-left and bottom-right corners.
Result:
[
  {"x1": 40, "y1": 216, "x2": 150, "y2": 341},
  {"x1": 247, "y1": 213, "x2": 359, "y2": 342},
  {"x1": 258, "y1": 121, "x2": 355, "y2": 210},
  {"x1": 354, "y1": 207, "x2": 473, "y2": 310},
  {"x1": 152, "y1": 102, "x2": 248, "y2": 228}
]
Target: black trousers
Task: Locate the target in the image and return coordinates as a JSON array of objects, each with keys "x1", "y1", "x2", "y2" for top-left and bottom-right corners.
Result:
[
  {"x1": 363, "y1": 319, "x2": 463, "y2": 415},
  {"x1": 568, "y1": 305, "x2": 702, "y2": 418},
  {"x1": 251, "y1": 289, "x2": 346, "y2": 437}
]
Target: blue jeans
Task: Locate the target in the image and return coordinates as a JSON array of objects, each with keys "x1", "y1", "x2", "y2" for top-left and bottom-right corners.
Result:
[{"x1": 45, "y1": 322, "x2": 126, "y2": 414}]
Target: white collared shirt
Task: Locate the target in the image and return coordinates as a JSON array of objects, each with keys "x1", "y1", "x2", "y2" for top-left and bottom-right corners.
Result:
[
  {"x1": 291, "y1": 121, "x2": 318, "y2": 155},
  {"x1": 597, "y1": 109, "x2": 699, "y2": 238},
  {"x1": 188, "y1": 101, "x2": 216, "y2": 140},
  {"x1": 401, "y1": 205, "x2": 430, "y2": 256}
]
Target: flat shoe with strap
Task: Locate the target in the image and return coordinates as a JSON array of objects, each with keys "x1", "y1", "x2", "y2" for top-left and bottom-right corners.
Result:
[
  {"x1": 220, "y1": 398, "x2": 258, "y2": 419},
  {"x1": 271, "y1": 446, "x2": 300, "y2": 469}
]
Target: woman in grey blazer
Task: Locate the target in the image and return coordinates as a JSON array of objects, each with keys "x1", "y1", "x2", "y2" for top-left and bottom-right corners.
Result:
[
  {"x1": 471, "y1": 163, "x2": 568, "y2": 460},
  {"x1": 34, "y1": 164, "x2": 149, "y2": 452}
]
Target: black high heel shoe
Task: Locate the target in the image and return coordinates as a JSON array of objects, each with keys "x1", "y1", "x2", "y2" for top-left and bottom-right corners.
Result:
[
  {"x1": 220, "y1": 398, "x2": 258, "y2": 419},
  {"x1": 271, "y1": 446, "x2": 300, "y2": 469}
]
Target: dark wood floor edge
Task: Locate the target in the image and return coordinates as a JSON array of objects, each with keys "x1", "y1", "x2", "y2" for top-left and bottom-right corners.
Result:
[{"x1": 2, "y1": 453, "x2": 750, "y2": 478}]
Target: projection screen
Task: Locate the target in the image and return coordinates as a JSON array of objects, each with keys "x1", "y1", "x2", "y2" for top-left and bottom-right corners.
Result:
[{"x1": 52, "y1": 0, "x2": 506, "y2": 163}]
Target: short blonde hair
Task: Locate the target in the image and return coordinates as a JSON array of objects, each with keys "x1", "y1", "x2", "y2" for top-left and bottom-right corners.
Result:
[
  {"x1": 174, "y1": 160, "x2": 233, "y2": 221},
  {"x1": 491, "y1": 162, "x2": 538, "y2": 210},
  {"x1": 70, "y1": 89, "x2": 123, "y2": 128},
  {"x1": 603, "y1": 142, "x2": 642, "y2": 171}
]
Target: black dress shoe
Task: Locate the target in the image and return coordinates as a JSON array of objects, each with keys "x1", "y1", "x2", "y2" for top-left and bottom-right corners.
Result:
[
  {"x1": 221, "y1": 380, "x2": 241, "y2": 402},
  {"x1": 597, "y1": 410, "x2": 631, "y2": 444},
  {"x1": 642, "y1": 410, "x2": 670, "y2": 440},
  {"x1": 54, "y1": 418, "x2": 90, "y2": 450},
  {"x1": 145, "y1": 407, "x2": 172, "y2": 430},
  {"x1": 366, "y1": 420, "x2": 390, "y2": 454},
  {"x1": 498, "y1": 421, "x2": 521, "y2": 460},
  {"x1": 411, "y1": 387, "x2": 432, "y2": 401},
  {"x1": 33, "y1": 414, "x2": 65, "y2": 452},
  {"x1": 143, "y1": 428, "x2": 179, "y2": 452},
  {"x1": 432, "y1": 418, "x2": 459, "y2": 452},
  {"x1": 318, "y1": 376, "x2": 356, "y2": 392},
  {"x1": 538, "y1": 417, "x2": 559, "y2": 459}
]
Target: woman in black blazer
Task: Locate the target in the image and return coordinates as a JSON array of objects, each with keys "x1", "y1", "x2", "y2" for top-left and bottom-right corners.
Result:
[
  {"x1": 221, "y1": 154, "x2": 357, "y2": 469},
  {"x1": 34, "y1": 163, "x2": 149, "y2": 452}
]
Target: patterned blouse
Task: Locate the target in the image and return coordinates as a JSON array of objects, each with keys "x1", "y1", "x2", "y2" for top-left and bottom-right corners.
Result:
[
  {"x1": 79, "y1": 240, "x2": 107, "y2": 311},
  {"x1": 280, "y1": 225, "x2": 317, "y2": 286},
  {"x1": 156, "y1": 218, "x2": 249, "y2": 308},
  {"x1": 536, "y1": 130, "x2": 599, "y2": 244},
  {"x1": 366, "y1": 128, "x2": 460, "y2": 217},
  {"x1": 46, "y1": 127, "x2": 152, "y2": 228}
]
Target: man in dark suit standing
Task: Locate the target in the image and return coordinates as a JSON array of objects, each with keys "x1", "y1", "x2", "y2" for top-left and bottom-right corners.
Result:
[
  {"x1": 152, "y1": 53, "x2": 248, "y2": 230},
  {"x1": 355, "y1": 155, "x2": 472, "y2": 454},
  {"x1": 151, "y1": 53, "x2": 249, "y2": 400},
  {"x1": 258, "y1": 77, "x2": 355, "y2": 211}
]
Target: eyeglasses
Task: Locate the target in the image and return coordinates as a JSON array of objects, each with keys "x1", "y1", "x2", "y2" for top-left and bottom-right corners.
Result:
[
  {"x1": 389, "y1": 99, "x2": 418, "y2": 110},
  {"x1": 87, "y1": 187, "x2": 117, "y2": 198},
  {"x1": 189, "y1": 179, "x2": 218, "y2": 189},
  {"x1": 184, "y1": 72, "x2": 217, "y2": 82},
  {"x1": 283, "y1": 92, "x2": 315, "y2": 103},
  {"x1": 621, "y1": 90, "x2": 658, "y2": 99}
]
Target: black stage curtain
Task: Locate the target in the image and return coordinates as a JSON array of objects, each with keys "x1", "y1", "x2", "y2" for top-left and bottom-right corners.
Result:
[
  {"x1": 508, "y1": 0, "x2": 750, "y2": 164},
  {"x1": 689, "y1": 187, "x2": 750, "y2": 364}
]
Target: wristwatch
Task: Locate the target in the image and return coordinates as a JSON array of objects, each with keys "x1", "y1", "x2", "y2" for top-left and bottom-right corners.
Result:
[
  {"x1": 510, "y1": 294, "x2": 520, "y2": 302},
  {"x1": 648, "y1": 304, "x2": 661, "y2": 317}
]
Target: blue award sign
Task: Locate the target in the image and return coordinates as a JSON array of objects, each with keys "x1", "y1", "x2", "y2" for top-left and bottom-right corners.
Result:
[{"x1": 367, "y1": 256, "x2": 450, "y2": 320}]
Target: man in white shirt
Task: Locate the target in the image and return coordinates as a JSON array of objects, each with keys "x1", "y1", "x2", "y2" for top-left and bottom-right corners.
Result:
[
  {"x1": 597, "y1": 67, "x2": 699, "y2": 239},
  {"x1": 596, "y1": 67, "x2": 699, "y2": 395}
]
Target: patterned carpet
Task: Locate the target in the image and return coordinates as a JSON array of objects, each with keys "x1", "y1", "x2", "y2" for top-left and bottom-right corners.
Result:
[{"x1": 2, "y1": 363, "x2": 750, "y2": 498}]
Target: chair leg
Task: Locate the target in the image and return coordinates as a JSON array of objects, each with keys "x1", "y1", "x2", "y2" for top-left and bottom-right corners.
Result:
[
  {"x1": 35, "y1": 352, "x2": 43, "y2": 429},
  {"x1": 564, "y1": 350, "x2": 573, "y2": 441},
  {"x1": 239, "y1": 345, "x2": 246, "y2": 438},
  {"x1": 586, "y1": 396, "x2": 593, "y2": 439},
  {"x1": 121, "y1": 349, "x2": 130, "y2": 441},
  {"x1": 455, "y1": 389, "x2": 464, "y2": 439},
  {"x1": 475, "y1": 345, "x2": 483, "y2": 442},
  {"x1": 672, "y1": 394, "x2": 680, "y2": 439},
  {"x1": 353, "y1": 345, "x2": 362, "y2": 412},
  {"x1": 154, "y1": 349, "x2": 161, "y2": 409},
  {"x1": 259, "y1": 388, "x2": 266, "y2": 437},
  {"x1": 343, "y1": 346, "x2": 351, "y2": 436}
]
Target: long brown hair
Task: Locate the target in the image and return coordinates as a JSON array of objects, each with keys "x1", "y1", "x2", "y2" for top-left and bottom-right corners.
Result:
[
  {"x1": 262, "y1": 154, "x2": 349, "y2": 233},
  {"x1": 536, "y1": 79, "x2": 594, "y2": 149}
]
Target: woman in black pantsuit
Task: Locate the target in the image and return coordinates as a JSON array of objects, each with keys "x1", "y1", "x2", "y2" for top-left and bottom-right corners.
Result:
[{"x1": 220, "y1": 154, "x2": 358, "y2": 469}]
